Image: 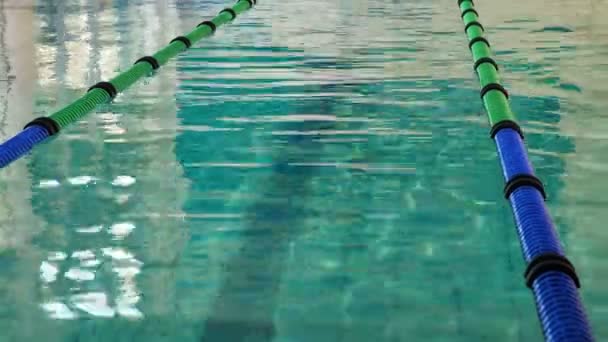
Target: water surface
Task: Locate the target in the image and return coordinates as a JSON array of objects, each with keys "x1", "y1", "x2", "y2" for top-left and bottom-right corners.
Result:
[{"x1": 0, "y1": 0, "x2": 607, "y2": 340}]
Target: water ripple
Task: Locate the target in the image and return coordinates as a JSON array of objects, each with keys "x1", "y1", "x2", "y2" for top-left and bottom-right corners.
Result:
[{"x1": 0, "y1": 0, "x2": 606, "y2": 340}]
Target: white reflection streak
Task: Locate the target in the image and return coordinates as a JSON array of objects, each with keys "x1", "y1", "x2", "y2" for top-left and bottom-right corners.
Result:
[
  {"x1": 127, "y1": 0, "x2": 186, "y2": 320},
  {"x1": 65, "y1": 0, "x2": 91, "y2": 89},
  {"x1": 96, "y1": 0, "x2": 147, "y2": 320},
  {"x1": 71, "y1": 292, "x2": 115, "y2": 318},
  {"x1": 98, "y1": 1, "x2": 119, "y2": 83},
  {"x1": 114, "y1": 265, "x2": 143, "y2": 319},
  {"x1": 102, "y1": 247, "x2": 143, "y2": 319},
  {"x1": 0, "y1": 0, "x2": 45, "y2": 337},
  {"x1": 109, "y1": 222, "x2": 136, "y2": 240},
  {"x1": 40, "y1": 261, "x2": 59, "y2": 283},
  {"x1": 41, "y1": 301, "x2": 78, "y2": 320},
  {"x1": 37, "y1": 44, "x2": 57, "y2": 87}
]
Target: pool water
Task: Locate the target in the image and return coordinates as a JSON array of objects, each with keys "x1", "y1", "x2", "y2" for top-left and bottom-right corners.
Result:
[{"x1": 1, "y1": 0, "x2": 607, "y2": 341}]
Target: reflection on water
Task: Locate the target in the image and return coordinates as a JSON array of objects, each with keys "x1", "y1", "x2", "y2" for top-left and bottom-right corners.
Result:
[{"x1": 0, "y1": 0, "x2": 607, "y2": 340}]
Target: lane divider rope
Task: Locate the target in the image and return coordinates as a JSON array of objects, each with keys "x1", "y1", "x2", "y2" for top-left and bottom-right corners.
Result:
[
  {"x1": 464, "y1": 21, "x2": 484, "y2": 33},
  {"x1": 474, "y1": 56, "x2": 498, "y2": 72},
  {"x1": 457, "y1": 1, "x2": 594, "y2": 340},
  {"x1": 220, "y1": 8, "x2": 238, "y2": 20},
  {"x1": 134, "y1": 56, "x2": 161, "y2": 70},
  {"x1": 0, "y1": 0, "x2": 256, "y2": 169},
  {"x1": 170, "y1": 36, "x2": 193, "y2": 49}
]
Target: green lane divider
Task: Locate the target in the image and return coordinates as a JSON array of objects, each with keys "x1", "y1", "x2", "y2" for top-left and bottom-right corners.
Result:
[
  {"x1": 460, "y1": 1, "x2": 516, "y2": 127},
  {"x1": 43, "y1": 0, "x2": 255, "y2": 130},
  {"x1": 0, "y1": 0, "x2": 256, "y2": 169}
]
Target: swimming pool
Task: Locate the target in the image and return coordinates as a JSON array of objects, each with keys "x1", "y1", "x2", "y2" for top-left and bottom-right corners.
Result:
[{"x1": 0, "y1": 0, "x2": 606, "y2": 340}]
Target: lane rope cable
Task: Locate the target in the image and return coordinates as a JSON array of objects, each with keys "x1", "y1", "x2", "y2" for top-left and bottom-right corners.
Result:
[
  {"x1": 0, "y1": 0, "x2": 256, "y2": 169},
  {"x1": 457, "y1": 1, "x2": 594, "y2": 341}
]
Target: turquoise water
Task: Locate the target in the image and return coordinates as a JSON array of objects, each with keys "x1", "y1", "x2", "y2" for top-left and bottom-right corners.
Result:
[{"x1": 1, "y1": 0, "x2": 607, "y2": 340}]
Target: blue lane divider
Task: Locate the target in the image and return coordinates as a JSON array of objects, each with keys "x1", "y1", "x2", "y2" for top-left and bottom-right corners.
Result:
[
  {"x1": 534, "y1": 273, "x2": 591, "y2": 341},
  {"x1": 495, "y1": 128, "x2": 594, "y2": 341},
  {"x1": 494, "y1": 129, "x2": 535, "y2": 179},
  {"x1": 0, "y1": 126, "x2": 50, "y2": 168}
]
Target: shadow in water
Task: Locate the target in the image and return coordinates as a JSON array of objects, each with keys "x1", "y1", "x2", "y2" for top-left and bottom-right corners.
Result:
[
  {"x1": 199, "y1": 162, "x2": 312, "y2": 341},
  {"x1": 198, "y1": 85, "x2": 338, "y2": 341}
]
